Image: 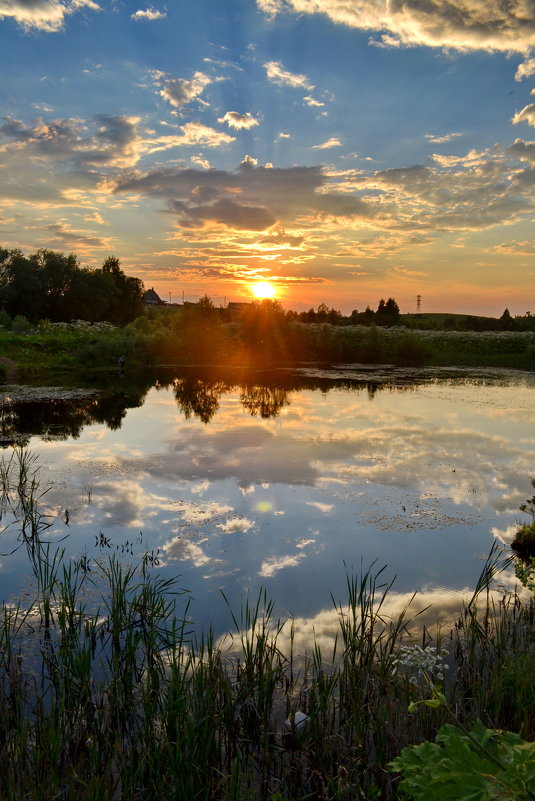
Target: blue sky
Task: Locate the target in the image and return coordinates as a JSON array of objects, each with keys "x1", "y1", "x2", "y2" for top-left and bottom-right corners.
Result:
[{"x1": 1, "y1": 0, "x2": 535, "y2": 314}]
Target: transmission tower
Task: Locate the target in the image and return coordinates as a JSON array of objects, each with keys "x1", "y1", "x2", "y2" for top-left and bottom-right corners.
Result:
[{"x1": 416, "y1": 294, "x2": 422, "y2": 313}]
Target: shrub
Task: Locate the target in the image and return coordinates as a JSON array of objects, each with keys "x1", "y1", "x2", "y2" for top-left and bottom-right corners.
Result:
[
  {"x1": 0, "y1": 308, "x2": 12, "y2": 329},
  {"x1": 511, "y1": 522, "x2": 535, "y2": 562},
  {"x1": 11, "y1": 314, "x2": 32, "y2": 333}
]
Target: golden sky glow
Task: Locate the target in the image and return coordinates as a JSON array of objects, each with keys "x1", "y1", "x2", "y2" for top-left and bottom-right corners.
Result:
[
  {"x1": 251, "y1": 281, "x2": 277, "y2": 299},
  {"x1": 1, "y1": 0, "x2": 535, "y2": 315}
]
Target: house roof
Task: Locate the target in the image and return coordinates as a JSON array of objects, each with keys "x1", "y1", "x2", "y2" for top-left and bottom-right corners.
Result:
[{"x1": 143, "y1": 287, "x2": 164, "y2": 304}]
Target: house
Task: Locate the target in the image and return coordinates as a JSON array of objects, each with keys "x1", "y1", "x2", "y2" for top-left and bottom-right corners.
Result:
[
  {"x1": 227, "y1": 301, "x2": 251, "y2": 316},
  {"x1": 142, "y1": 288, "x2": 165, "y2": 306}
]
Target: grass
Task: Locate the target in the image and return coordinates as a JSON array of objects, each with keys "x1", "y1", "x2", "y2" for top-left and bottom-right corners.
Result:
[
  {"x1": 1, "y1": 314, "x2": 535, "y2": 381},
  {"x1": 0, "y1": 449, "x2": 534, "y2": 800}
]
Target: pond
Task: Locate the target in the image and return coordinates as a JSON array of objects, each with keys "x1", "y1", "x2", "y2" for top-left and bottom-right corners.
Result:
[{"x1": 1, "y1": 365, "x2": 534, "y2": 643}]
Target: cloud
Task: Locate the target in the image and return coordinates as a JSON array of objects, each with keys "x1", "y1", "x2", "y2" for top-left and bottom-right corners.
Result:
[
  {"x1": 304, "y1": 96, "x2": 325, "y2": 107},
  {"x1": 191, "y1": 155, "x2": 213, "y2": 170},
  {"x1": 264, "y1": 60, "x2": 314, "y2": 90},
  {"x1": 515, "y1": 58, "x2": 535, "y2": 81},
  {"x1": 508, "y1": 138, "x2": 535, "y2": 164},
  {"x1": 258, "y1": 1, "x2": 535, "y2": 54},
  {"x1": 218, "y1": 111, "x2": 260, "y2": 130},
  {"x1": 217, "y1": 516, "x2": 255, "y2": 533},
  {"x1": 512, "y1": 104, "x2": 535, "y2": 127},
  {"x1": 256, "y1": 0, "x2": 282, "y2": 19},
  {"x1": 490, "y1": 239, "x2": 535, "y2": 256},
  {"x1": 392, "y1": 266, "x2": 428, "y2": 276},
  {"x1": 171, "y1": 197, "x2": 276, "y2": 231},
  {"x1": 313, "y1": 137, "x2": 342, "y2": 149},
  {"x1": 259, "y1": 552, "x2": 306, "y2": 577},
  {"x1": 0, "y1": 113, "x2": 148, "y2": 169},
  {"x1": 152, "y1": 70, "x2": 213, "y2": 109},
  {"x1": 109, "y1": 161, "x2": 371, "y2": 234},
  {"x1": 172, "y1": 121, "x2": 235, "y2": 147},
  {"x1": 425, "y1": 132, "x2": 462, "y2": 144},
  {"x1": 241, "y1": 154, "x2": 258, "y2": 166},
  {"x1": 43, "y1": 220, "x2": 114, "y2": 249},
  {"x1": 130, "y1": 7, "x2": 166, "y2": 20},
  {"x1": 431, "y1": 149, "x2": 487, "y2": 167},
  {"x1": 0, "y1": 0, "x2": 100, "y2": 32}
]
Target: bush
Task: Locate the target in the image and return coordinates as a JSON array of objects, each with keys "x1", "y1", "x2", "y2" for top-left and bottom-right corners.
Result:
[
  {"x1": 512, "y1": 522, "x2": 535, "y2": 562},
  {"x1": 11, "y1": 314, "x2": 32, "y2": 333},
  {"x1": 0, "y1": 308, "x2": 12, "y2": 329}
]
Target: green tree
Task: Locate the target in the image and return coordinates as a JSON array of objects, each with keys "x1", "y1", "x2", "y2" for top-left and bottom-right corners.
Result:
[
  {"x1": 29, "y1": 249, "x2": 80, "y2": 321},
  {"x1": 99, "y1": 256, "x2": 144, "y2": 324},
  {"x1": 0, "y1": 248, "x2": 43, "y2": 320}
]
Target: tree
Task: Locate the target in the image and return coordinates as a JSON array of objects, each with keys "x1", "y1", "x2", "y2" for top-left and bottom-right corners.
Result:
[
  {"x1": 29, "y1": 249, "x2": 80, "y2": 321},
  {"x1": 499, "y1": 308, "x2": 515, "y2": 331},
  {"x1": 0, "y1": 249, "x2": 43, "y2": 320},
  {"x1": 98, "y1": 256, "x2": 144, "y2": 324},
  {"x1": 376, "y1": 297, "x2": 400, "y2": 327}
]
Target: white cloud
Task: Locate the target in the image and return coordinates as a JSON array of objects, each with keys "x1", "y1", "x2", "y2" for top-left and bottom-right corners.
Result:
[
  {"x1": 217, "y1": 516, "x2": 255, "y2": 533},
  {"x1": 191, "y1": 155, "x2": 213, "y2": 170},
  {"x1": 153, "y1": 70, "x2": 213, "y2": 109},
  {"x1": 0, "y1": 0, "x2": 100, "y2": 32},
  {"x1": 512, "y1": 104, "x2": 535, "y2": 127},
  {"x1": 313, "y1": 137, "x2": 342, "y2": 149},
  {"x1": 131, "y1": 7, "x2": 167, "y2": 20},
  {"x1": 304, "y1": 96, "x2": 325, "y2": 107},
  {"x1": 174, "y1": 121, "x2": 235, "y2": 147},
  {"x1": 259, "y1": 552, "x2": 305, "y2": 577},
  {"x1": 431, "y1": 149, "x2": 487, "y2": 167},
  {"x1": 218, "y1": 111, "x2": 260, "y2": 130},
  {"x1": 264, "y1": 60, "x2": 314, "y2": 90},
  {"x1": 515, "y1": 58, "x2": 535, "y2": 81},
  {"x1": 425, "y1": 132, "x2": 462, "y2": 144},
  {"x1": 258, "y1": 0, "x2": 535, "y2": 54},
  {"x1": 241, "y1": 154, "x2": 258, "y2": 166},
  {"x1": 256, "y1": 0, "x2": 283, "y2": 18}
]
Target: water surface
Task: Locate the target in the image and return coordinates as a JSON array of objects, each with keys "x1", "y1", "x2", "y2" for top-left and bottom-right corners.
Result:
[{"x1": 1, "y1": 365, "x2": 533, "y2": 638}]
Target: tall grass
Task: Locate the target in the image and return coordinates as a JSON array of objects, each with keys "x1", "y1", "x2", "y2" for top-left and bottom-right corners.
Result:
[{"x1": 0, "y1": 450, "x2": 533, "y2": 799}]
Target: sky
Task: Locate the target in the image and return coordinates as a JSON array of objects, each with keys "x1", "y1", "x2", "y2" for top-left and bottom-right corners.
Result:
[{"x1": 1, "y1": 0, "x2": 535, "y2": 316}]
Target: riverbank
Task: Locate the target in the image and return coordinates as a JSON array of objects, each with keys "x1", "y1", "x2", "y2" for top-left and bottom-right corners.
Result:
[{"x1": 1, "y1": 320, "x2": 535, "y2": 383}]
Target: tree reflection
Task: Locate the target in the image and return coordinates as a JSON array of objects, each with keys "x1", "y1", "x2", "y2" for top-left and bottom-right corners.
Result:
[
  {"x1": 0, "y1": 374, "x2": 152, "y2": 443},
  {"x1": 0, "y1": 365, "x2": 451, "y2": 440},
  {"x1": 172, "y1": 378, "x2": 231, "y2": 424},
  {"x1": 240, "y1": 385, "x2": 290, "y2": 418}
]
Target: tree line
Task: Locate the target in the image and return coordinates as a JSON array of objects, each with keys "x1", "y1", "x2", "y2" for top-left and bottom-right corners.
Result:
[{"x1": 0, "y1": 248, "x2": 144, "y2": 325}]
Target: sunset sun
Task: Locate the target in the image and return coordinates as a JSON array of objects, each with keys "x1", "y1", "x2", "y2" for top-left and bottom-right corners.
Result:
[{"x1": 251, "y1": 281, "x2": 276, "y2": 300}]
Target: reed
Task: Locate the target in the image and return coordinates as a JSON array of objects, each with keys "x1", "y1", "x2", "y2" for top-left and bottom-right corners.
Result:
[{"x1": 0, "y1": 451, "x2": 533, "y2": 800}]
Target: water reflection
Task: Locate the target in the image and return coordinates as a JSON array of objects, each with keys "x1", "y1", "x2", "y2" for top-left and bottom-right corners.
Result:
[
  {"x1": 1, "y1": 365, "x2": 534, "y2": 636},
  {"x1": 3, "y1": 365, "x2": 529, "y2": 440}
]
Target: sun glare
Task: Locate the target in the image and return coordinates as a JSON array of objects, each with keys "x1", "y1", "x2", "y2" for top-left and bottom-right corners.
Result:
[{"x1": 251, "y1": 281, "x2": 276, "y2": 299}]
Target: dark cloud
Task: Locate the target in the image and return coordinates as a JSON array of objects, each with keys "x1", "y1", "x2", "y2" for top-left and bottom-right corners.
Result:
[
  {"x1": 171, "y1": 197, "x2": 276, "y2": 231},
  {"x1": 109, "y1": 162, "x2": 371, "y2": 231}
]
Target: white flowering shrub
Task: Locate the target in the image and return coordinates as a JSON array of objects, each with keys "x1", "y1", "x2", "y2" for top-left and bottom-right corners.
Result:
[{"x1": 392, "y1": 644, "x2": 449, "y2": 686}]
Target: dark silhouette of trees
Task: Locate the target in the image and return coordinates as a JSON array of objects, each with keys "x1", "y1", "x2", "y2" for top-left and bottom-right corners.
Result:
[
  {"x1": 499, "y1": 308, "x2": 516, "y2": 331},
  {"x1": 0, "y1": 248, "x2": 144, "y2": 325},
  {"x1": 376, "y1": 297, "x2": 400, "y2": 327}
]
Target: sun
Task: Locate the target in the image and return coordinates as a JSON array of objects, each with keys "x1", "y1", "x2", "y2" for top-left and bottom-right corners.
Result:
[{"x1": 251, "y1": 281, "x2": 276, "y2": 299}]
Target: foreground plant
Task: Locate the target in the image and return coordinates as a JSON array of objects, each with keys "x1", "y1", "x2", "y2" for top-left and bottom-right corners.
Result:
[{"x1": 390, "y1": 721, "x2": 535, "y2": 801}]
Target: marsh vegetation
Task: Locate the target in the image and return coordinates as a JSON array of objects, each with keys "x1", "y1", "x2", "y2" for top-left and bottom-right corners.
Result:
[{"x1": 0, "y1": 449, "x2": 534, "y2": 800}]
